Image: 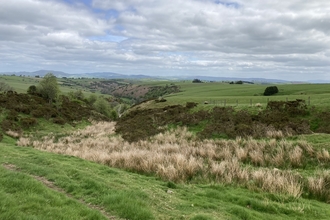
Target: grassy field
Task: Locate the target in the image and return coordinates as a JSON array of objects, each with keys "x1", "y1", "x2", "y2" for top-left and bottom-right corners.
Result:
[
  {"x1": 0, "y1": 75, "x2": 106, "y2": 97},
  {"x1": 1, "y1": 75, "x2": 330, "y2": 219},
  {"x1": 159, "y1": 82, "x2": 330, "y2": 108},
  {"x1": 3, "y1": 75, "x2": 330, "y2": 108}
]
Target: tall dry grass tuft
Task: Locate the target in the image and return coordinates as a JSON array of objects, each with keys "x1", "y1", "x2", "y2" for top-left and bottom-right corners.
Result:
[
  {"x1": 297, "y1": 140, "x2": 314, "y2": 156},
  {"x1": 249, "y1": 150, "x2": 264, "y2": 166},
  {"x1": 317, "y1": 149, "x2": 330, "y2": 163},
  {"x1": 210, "y1": 158, "x2": 249, "y2": 184},
  {"x1": 271, "y1": 146, "x2": 285, "y2": 167},
  {"x1": 17, "y1": 137, "x2": 32, "y2": 146},
  {"x1": 252, "y1": 169, "x2": 303, "y2": 198},
  {"x1": 235, "y1": 147, "x2": 248, "y2": 162},
  {"x1": 289, "y1": 146, "x2": 303, "y2": 167},
  {"x1": 308, "y1": 171, "x2": 330, "y2": 203},
  {"x1": 5, "y1": 130, "x2": 21, "y2": 138}
]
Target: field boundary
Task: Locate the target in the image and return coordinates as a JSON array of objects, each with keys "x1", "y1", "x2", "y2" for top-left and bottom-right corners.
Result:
[{"x1": 202, "y1": 96, "x2": 311, "y2": 106}]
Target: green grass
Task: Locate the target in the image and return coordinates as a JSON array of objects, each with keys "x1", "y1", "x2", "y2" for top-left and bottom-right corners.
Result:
[
  {"x1": 127, "y1": 82, "x2": 330, "y2": 111},
  {"x1": 1, "y1": 139, "x2": 330, "y2": 219},
  {"x1": 4, "y1": 75, "x2": 330, "y2": 109},
  {"x1": 3, "y1": 76, "x2": 330, "y2": 219},
  {"x1": 0, "y1": 75, "x2": 108, "y2": 98}
]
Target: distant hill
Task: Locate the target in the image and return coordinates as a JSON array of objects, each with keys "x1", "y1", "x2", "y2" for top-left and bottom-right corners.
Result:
[
  {"x1": 2, "y1": 70, "x2": 328, "y2": 83},
  {"x1": 0, "y1": 70, "x2": 158, "y2": 80},
  {"x1": 166, "y1": 75, "x2": 291, "y2": 84}
]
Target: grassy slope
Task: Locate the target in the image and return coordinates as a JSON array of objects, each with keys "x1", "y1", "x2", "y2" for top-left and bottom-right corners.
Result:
[
  {"x1": 2, "y1": 76, "x2": 330, "y2": 219},
  {"x1": 0, "y1": 75, "x2": 106, "y2": 97},
  {"x1": 4, "y1": 75, "x2": 330, "y2": 107},
  {"x1": 1, "y1": 138, "x2": 330, "y2": 220},
  {"x1": 161, "y1": 82, "x2": 330, "y2": 106}
]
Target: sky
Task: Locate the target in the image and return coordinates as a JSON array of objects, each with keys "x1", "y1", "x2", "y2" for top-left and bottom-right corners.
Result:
[{"x1": 0, "y1": 0, "x2": 330, "y2": 80}]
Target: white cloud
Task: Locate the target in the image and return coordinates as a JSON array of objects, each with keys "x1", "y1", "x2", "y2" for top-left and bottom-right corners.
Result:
[{"x1": 0, "y1": 0, "x2": 329, "y2": 80}]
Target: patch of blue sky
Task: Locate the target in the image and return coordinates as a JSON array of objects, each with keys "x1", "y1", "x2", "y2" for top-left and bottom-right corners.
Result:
[
  {"x1": 114, "y1": 25, "x2": 125, "y2": 32},
  {"x1": 60, "y1": 0, "x2": 120, "y2": 19},
  {"x1": 214, "y1": 1, "x2": 240, "y2": 8},
  {"x1": 91, "y1": 8, "x2": 120, "y2": 19},
  {"x1": 61, "y1": 0, "x2": 92, "y2": 6}
]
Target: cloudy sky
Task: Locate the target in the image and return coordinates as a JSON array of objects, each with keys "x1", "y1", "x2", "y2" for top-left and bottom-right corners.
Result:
[{"x1": 1, "y1": 0, "x2": 329, "y2": 80}]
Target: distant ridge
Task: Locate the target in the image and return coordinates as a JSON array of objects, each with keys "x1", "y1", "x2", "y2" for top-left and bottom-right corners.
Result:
[{"x1": 1, "y1": 70, "x2": 328, "y2": 83}]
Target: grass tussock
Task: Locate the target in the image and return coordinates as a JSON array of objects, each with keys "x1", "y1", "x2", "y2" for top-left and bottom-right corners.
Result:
[
  {"x1": 5, "y1": 130, "x2": 21, "y2": 138},
  {"x1": 307, "y1": 171, "x2": 330, "y2": 203},
  {"x1": 18, "y1": 122, "x2": 330, "y2": 201}
]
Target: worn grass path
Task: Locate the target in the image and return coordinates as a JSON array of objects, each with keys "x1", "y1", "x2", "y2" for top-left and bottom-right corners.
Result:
[{"x1": 1, "y1": 140, "x2": 330, "y2": 219}]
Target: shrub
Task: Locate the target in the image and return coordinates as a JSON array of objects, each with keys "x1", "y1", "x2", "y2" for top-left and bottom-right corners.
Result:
[
  {"x1": 192, "y1": 79, "x2": 203, "y2": 83},
  {"x1": 186, "y1": 102, "x2": 198, "y2": 109},
  {"x1": 27, "y1": 85, "x2": 37, "y2": 94},
  {"x1": 20, "y1": 117, "x2": 37, "y2": 128},
  {"x1": 263, "y1": 86, "x2": 279, "y2": 96},
  {"x1": 52, "y1": 117, "x2": 66, "y2": 125}
]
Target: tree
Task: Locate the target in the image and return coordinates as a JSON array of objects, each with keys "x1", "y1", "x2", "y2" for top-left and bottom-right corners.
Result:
[
  {"x1": 27, "y1": 85, "x2": 37, "y2": 94},
  {"x1": 192, "y1": 79, "x2": 203, "y2": 83},
  {"x1": 39, "y1": 73, "x2": 60, "y2": 103},
  {"x1": 263, "y1": 86, "x2": 279, "y2": 96}
]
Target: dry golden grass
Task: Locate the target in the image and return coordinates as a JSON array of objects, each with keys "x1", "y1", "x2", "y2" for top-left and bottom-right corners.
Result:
[
  {"x1": 317, "y1": 149, "x2": 330, "y2": 162},
  {"x1": 308, "y1": 171, "x2": 330, "y2": 202},
  {"x1": 5, "y1": 130, "x2": 21, "y2": 138},
  {"x1": 17, "y1": 121, "x2": 328, "y2": 199},
  {"x1": 252, "y1": 169, "x2": 303, "y2": 198},
  {"x1": 289, "y1": 146, "x2": 303, "y2": 167}
]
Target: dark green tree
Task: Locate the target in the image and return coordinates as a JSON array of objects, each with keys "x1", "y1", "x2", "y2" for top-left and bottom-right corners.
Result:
[
  {"x1": 38, "y1": 73, "x2": 60, "y2": 103},
  {"x1": 263, "y1": 86, "x2": 279, "y2": 96},
  {"x1": 27, "y1": 85, "x2": 37, "y2": 94},
  {"x1": 192, "y1": 79, "x2": 203, "y2": 83}
]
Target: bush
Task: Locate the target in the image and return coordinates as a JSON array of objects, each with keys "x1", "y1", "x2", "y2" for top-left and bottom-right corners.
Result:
[
  {"x1": 192, "y1": 79, "x2": 203, "y2": 83},
  {"x1": 20, "y1": 117, "x2": 37, "y2": 128},
  {"x1": 1, "y1": 119, "x2": 21, "y2": 132},
  {"x1": 27, "y1": 85, "x2": 37, "y2": 94},
  {"x1": 263, "y1": 86, "x2": 279, "y2": 96},
  {"x1": 186, "y1": 102, "x2": 198, "y2": 109},
  {"x1": 93, "y1": 97, "x2": 112, "y2": 118},
  {"x1": 52, "y1": 117, "x2": 66, "y2": 125}
]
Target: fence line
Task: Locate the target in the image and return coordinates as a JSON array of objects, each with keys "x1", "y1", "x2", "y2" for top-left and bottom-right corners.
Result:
[{"x1": 202, "y1": 96, "x2": 311, "y2": 107}]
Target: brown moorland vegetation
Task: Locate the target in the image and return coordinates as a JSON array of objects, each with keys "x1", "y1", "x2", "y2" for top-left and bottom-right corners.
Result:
[{"x1": 116, "y1": 100, "x2": 311, "y2": 142}]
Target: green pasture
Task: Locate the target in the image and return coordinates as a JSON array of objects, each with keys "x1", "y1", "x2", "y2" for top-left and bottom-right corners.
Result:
[
  {"x1": 158, "y1": 82, "x2": 330, "y2": 108},
  {"x1": 3, "y1": 75, "x2": 330, "y2": 108}
]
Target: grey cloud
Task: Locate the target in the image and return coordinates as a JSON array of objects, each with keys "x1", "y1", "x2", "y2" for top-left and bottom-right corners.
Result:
[{"x1": 1, "y1": 0, "x2": 330, "y2": 80}]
